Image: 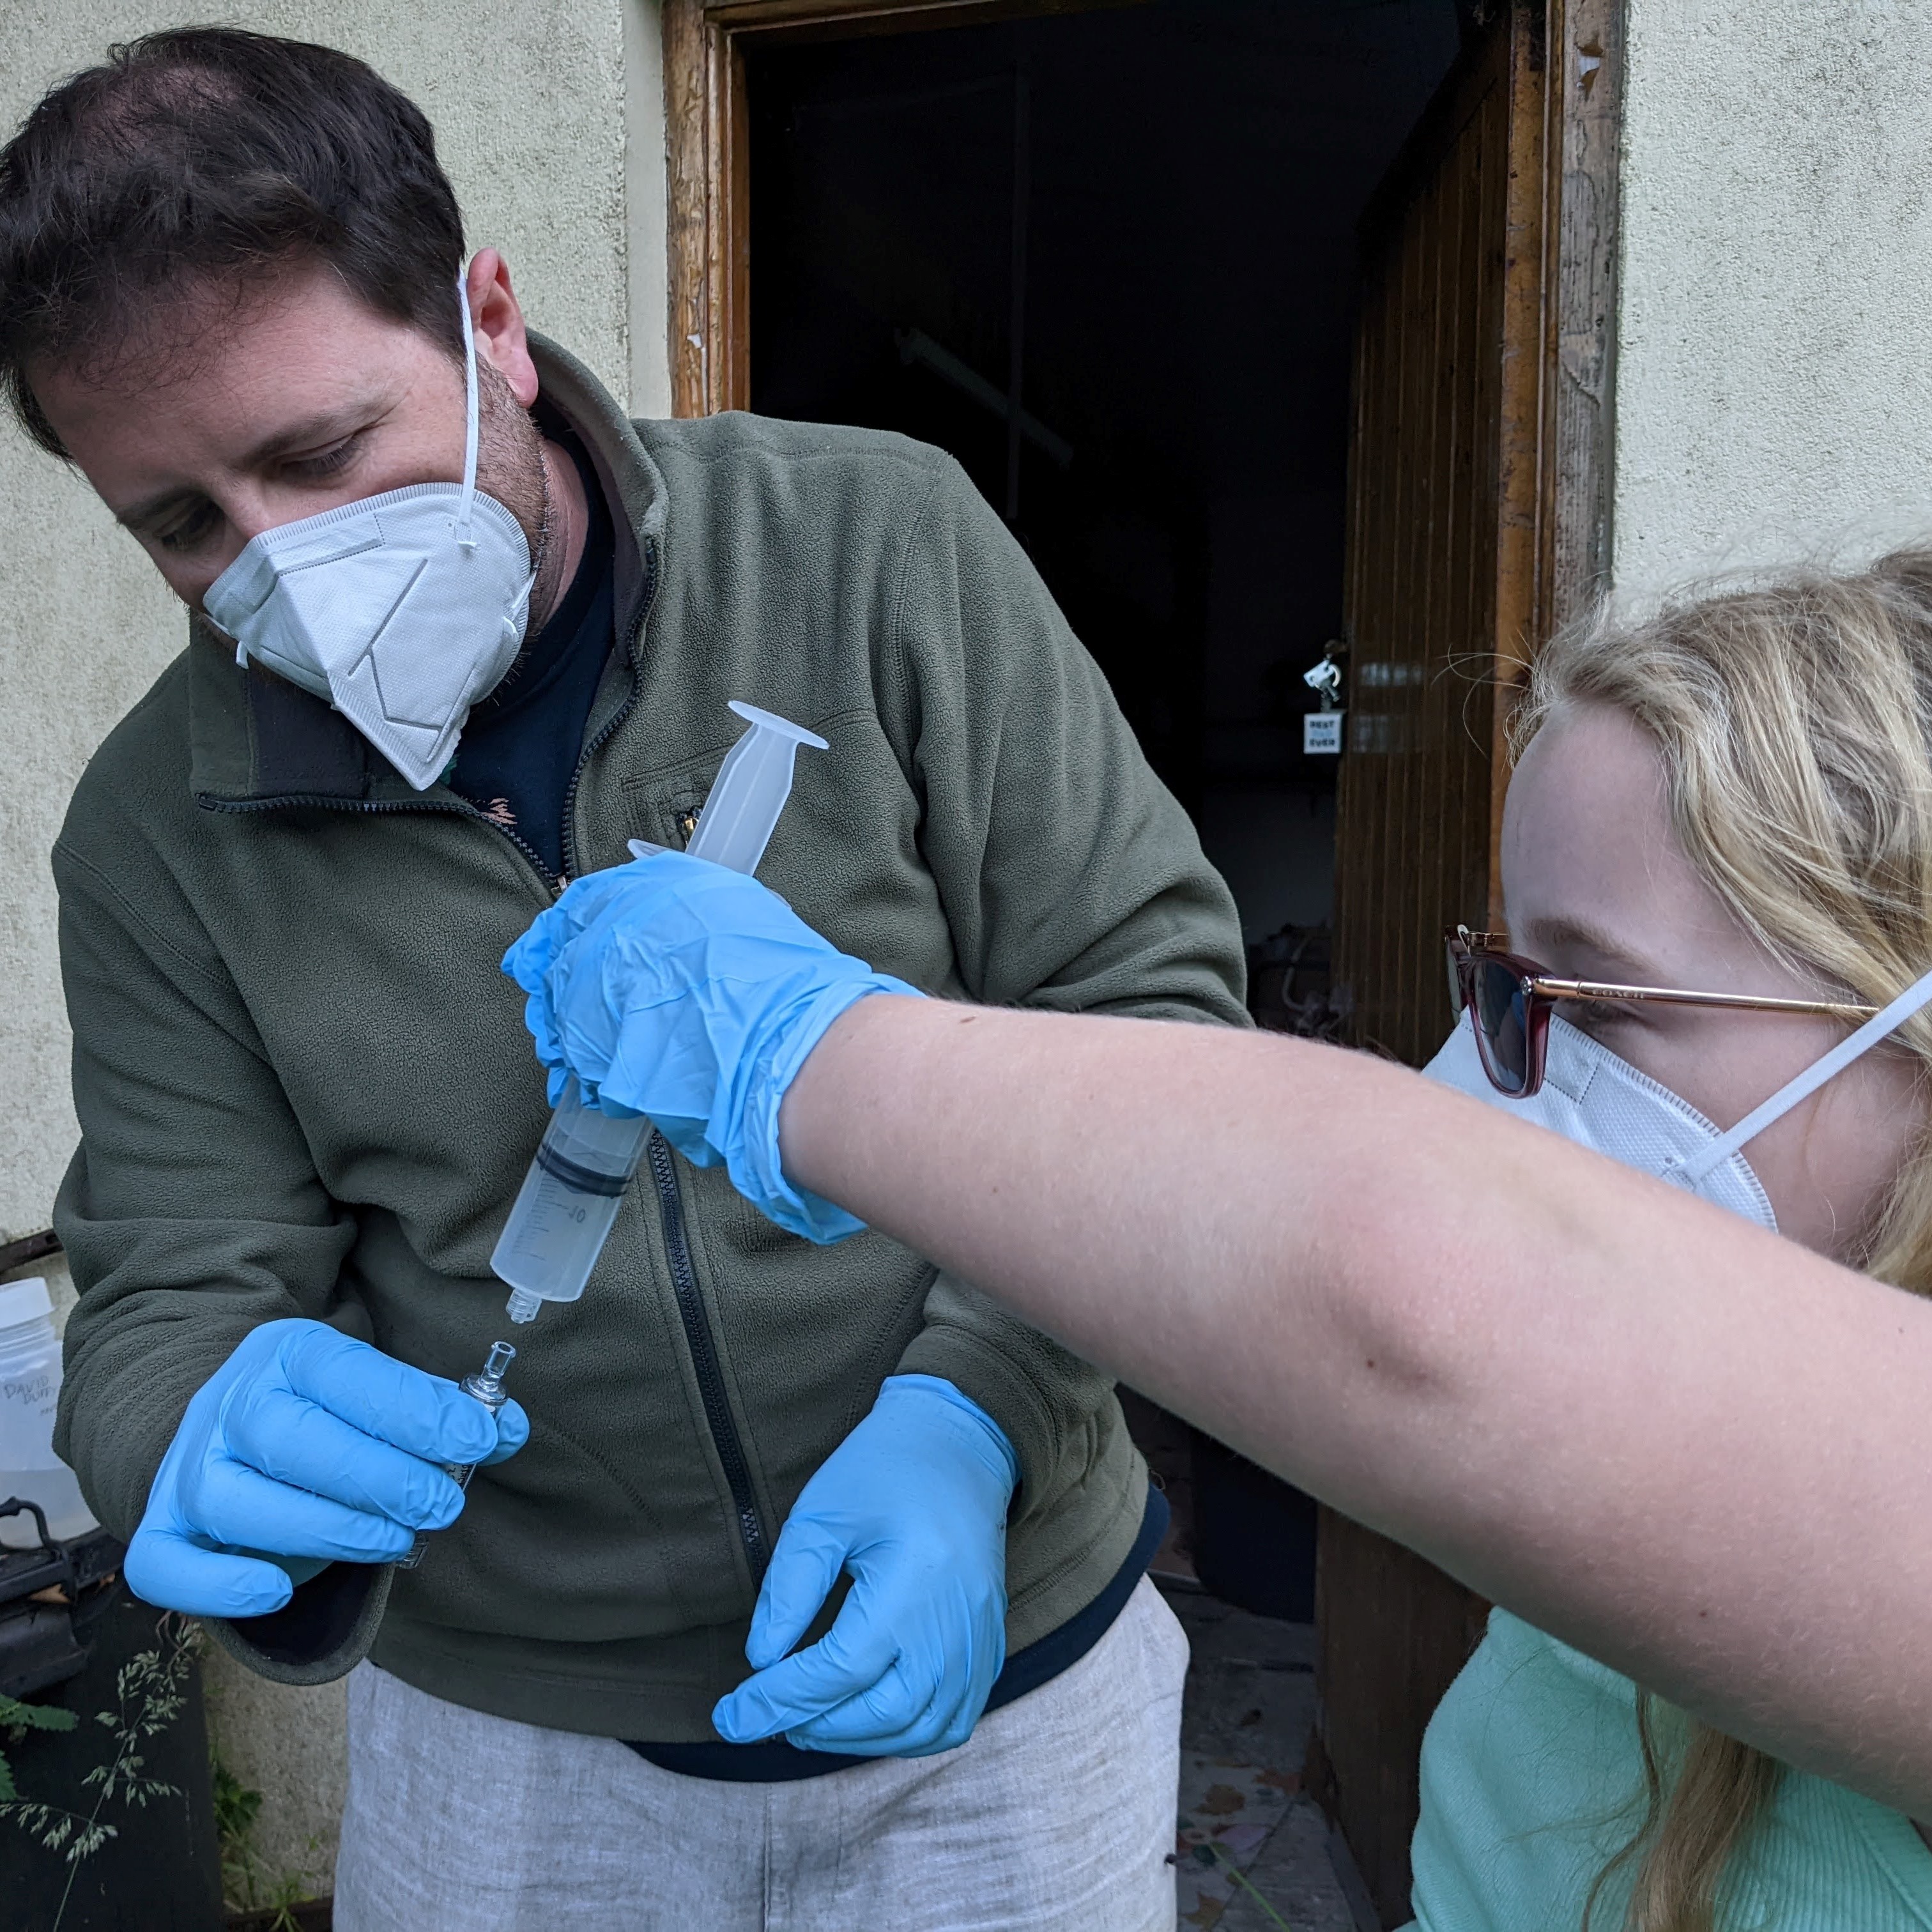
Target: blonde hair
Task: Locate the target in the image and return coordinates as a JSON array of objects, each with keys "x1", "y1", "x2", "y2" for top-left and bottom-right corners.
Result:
[{"x1": 1515, "y1": 546, "x2": 1932, "y2": 1932}]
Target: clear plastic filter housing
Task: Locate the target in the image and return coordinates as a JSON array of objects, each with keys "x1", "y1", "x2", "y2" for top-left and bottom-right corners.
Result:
[
  {"x1": 491, "y1": 701, "x2": 829, "y2": 1326},
  {"x1": 397, "y1": 1340, "x2": 518, "y2": 1570}
]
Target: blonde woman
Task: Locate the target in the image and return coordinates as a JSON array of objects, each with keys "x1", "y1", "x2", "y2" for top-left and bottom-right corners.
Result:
[
  {"x1": 510, "y1": 549, "x2": 1932, "y2": 1928},
  {"x1": 1408, "y1": 557, "x2": 1932, "y2": 1930}
]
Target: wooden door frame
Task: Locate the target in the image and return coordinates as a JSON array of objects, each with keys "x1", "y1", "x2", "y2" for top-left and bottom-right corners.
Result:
[
  {"x1": 662, "y1": 0, "x2": 1133, "y2": 420},
  {"x1": 1435, "y1": 0, "x2": 1628, "y2": 648},
  {"x1": 1544, "y1": 0, "x2": 1623, "y2": 638}
]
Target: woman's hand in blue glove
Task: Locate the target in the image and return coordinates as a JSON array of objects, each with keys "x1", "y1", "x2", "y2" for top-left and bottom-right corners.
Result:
[
  {"x1": 123, "y1": 1319, "x2": 530, "y2": 1620},
  {"x1": 710, "y1": 1374, "x2": 1018, "y2": 1758},
  {"x1": 502, "y1": 849, "x2": 921, "y2": 1243}
]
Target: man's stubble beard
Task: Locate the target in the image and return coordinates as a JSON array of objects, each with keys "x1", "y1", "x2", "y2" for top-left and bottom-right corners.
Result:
[{"x1": 473, "y1": 358, "x2": 559, "y2": 633}]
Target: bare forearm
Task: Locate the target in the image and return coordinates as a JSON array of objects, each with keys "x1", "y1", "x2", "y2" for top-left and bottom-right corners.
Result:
[{"x1": 783, "y1": 995, "x2": 1932, "y2": 1812}]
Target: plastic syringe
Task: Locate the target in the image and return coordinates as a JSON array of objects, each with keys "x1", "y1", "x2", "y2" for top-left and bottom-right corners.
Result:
[{"x1": 491, "y1": 702, "x2": 830, "y2": 1326}]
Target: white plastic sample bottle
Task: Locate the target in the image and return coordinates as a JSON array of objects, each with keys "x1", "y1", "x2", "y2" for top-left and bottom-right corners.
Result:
[
  {"x1": 492, "y1": 702, "x2": 830, "y2": 1325},
  {"x1": 0, "y1": 1276, "x2": 98, "y2": 1547}
]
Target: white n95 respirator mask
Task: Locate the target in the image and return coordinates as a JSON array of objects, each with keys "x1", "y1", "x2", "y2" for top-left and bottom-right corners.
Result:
[
  {"x1": 1424, "y1": 963, "x2": 1932, "y2": 1231},
  {"x1": 1424, "y1": 1015, "x2": 1778, "y2": 1229},
  {"x1": 203, "y1": 272, "x2": 535, "y2": 792}
]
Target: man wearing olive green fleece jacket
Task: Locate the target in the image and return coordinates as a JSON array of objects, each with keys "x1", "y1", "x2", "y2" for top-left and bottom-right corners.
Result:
[{"x1": 13, "y1": 28, "x2": 1245, "y2": 1931}]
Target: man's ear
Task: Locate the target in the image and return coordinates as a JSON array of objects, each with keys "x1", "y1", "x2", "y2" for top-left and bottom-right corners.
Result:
[{"x1": 466, "y1": 249, "x2": 539, "y2": 407}]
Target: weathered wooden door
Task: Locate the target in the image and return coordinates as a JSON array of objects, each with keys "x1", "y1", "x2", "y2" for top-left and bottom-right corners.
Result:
[
  {"x1": 1314, "y1": 1, "x2": 1621, "y2": 1923},
  {"x1": 1332, "y1": 8, "x2": 1546, "y2": 1061}
]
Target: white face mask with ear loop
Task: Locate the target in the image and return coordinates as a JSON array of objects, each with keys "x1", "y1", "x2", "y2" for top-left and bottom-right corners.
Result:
[
  {"x1": 1423, "y1": 965, "x2": 1932, "y2": 1231},
  {"x1": 203, "y1": 268, "x2": 537, "y2": 791}
]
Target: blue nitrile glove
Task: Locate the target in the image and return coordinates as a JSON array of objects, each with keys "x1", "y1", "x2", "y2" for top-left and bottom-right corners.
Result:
[
  {"x1": 502, "y1": 848, "x2": 922, "y2": 1243},
  {"x1": 711, "y1": 1374, "x2": 1018, "y2": 1758},
  {"x1": 124, "y1": 1319, "x2": 530, "y2": 1620}
]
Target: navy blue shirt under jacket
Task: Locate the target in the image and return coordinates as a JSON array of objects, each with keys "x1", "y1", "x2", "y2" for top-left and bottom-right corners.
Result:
[{"x1": 449, "y1": 436, "x2": 615, "y2": 878}]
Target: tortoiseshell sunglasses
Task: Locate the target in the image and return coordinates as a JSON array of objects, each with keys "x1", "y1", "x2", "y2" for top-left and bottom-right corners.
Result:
[{"x1": 1443, "y1": 925, "x2": 1878, "y2": 1098}]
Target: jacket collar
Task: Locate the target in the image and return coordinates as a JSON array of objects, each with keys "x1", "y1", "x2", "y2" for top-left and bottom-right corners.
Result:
[{"x1": 189, "y1": 332, "x2": 667, "y2": 808}]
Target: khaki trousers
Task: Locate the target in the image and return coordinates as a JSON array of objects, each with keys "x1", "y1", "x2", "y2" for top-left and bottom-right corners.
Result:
[{"x1": 334, "y1": 1574, "x2": 1189, "y2": 1932}]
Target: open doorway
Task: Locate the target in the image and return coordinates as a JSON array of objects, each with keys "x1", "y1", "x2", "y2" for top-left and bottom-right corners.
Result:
[{"x1": 745, "y1": 1, "x2": 1464, "y2": 963}]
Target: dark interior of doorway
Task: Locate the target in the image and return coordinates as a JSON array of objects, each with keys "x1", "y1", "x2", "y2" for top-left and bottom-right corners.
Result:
[{"x1": 746, "y1": 0, "x2": 1463, "y2": 1609}]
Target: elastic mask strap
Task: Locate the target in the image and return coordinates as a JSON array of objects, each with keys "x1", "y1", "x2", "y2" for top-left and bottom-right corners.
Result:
[
  {"x1": 1676, "y1": 964, "x2": 1932, "y2": 1184},
  {"x1": 454, "y1": 266, "x2": 480, "y2": 549}
]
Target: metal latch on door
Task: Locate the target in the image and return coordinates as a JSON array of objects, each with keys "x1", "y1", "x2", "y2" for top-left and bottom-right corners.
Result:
[{"x1": 1303, "y1": 645, "x2": 1346, "y2": 755}]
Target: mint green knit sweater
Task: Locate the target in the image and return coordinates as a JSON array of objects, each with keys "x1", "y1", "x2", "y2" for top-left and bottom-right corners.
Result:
[{"x1": 1406, "y1": 1609, "x2": 1932, "y2": 1930}]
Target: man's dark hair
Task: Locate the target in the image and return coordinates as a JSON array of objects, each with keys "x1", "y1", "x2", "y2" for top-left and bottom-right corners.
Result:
[{"x1": 0, "y1": 27, "x2": 466, "y2": 457}]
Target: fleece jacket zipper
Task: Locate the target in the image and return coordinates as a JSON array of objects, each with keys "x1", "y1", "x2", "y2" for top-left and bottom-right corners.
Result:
[
  {"x1": 565, "y1": 538, "x2": 771, "y2": 1588},
  {"x1": 648, "y1": 1131, "x2": 770, "y2": 1588}
]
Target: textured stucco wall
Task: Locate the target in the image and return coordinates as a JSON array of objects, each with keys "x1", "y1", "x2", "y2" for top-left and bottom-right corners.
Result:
[
  {"x1": 0, "y1": 0, "x2": 668, "y2": 1896},
  {"x1": 1614, "y1": 1, "x2": 1932, "y2": 596}
]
